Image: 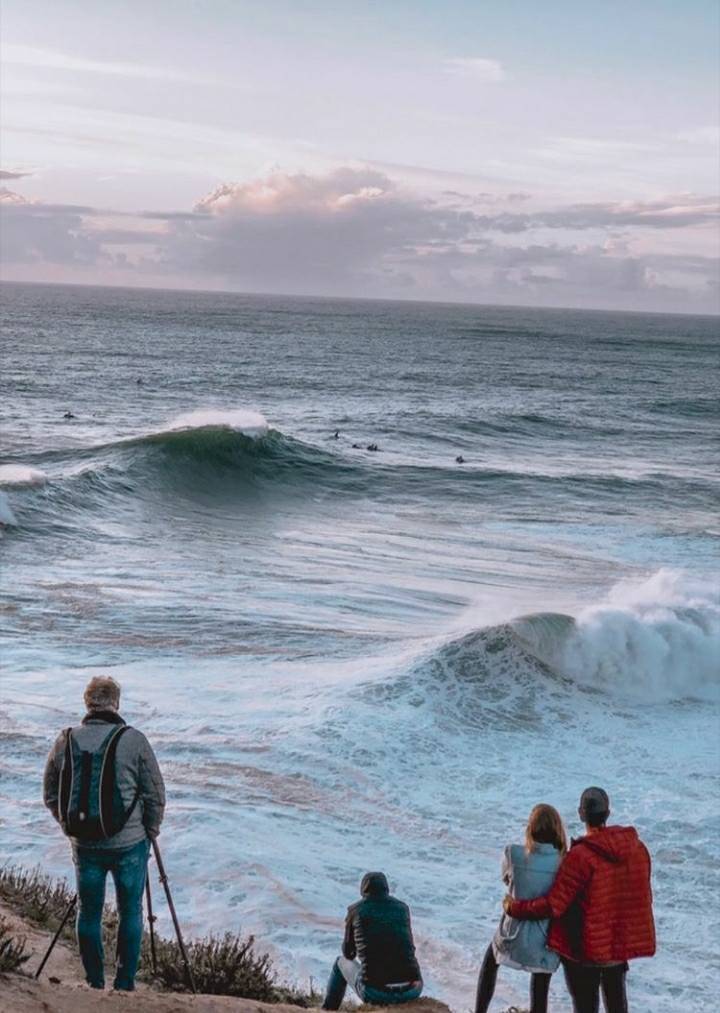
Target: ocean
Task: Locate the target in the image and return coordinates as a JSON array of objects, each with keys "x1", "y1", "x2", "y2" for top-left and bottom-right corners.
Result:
[{"x1": 1, "y1": 281, "x2": 718, "y2": 1011}]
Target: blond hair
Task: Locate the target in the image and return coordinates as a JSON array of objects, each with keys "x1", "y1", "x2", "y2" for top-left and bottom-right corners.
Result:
[{"x1": 84, "y1": 675, "x2": 121, "y2": 712}]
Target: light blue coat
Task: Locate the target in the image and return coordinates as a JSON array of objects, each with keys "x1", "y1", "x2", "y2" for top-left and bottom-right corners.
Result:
[{"x1": 492, "y1": 843, "x2": 561, "y2": 974}]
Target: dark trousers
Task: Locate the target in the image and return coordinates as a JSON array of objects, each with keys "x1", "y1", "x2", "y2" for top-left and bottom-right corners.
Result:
[
  {"x1": 562, "y1": 960, "x2": 629, "y2": 1013},
  {"x1": 475, "y1": 944, "x2": 552, "y2": 1013}
]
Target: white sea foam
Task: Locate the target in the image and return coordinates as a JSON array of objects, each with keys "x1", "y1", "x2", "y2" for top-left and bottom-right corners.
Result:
[
  {"x1": 166, "y1": 408, "x2": 269, "y2": 438},
  {"x1": 0, "y1": 464, "x2": 49, "y2": 487},
  {"x1": 560, "y1": 569, "x2": 720, "y2": 700},
  {"x1": 0, "y1": 491, "x2": 18, "y2": 526}
]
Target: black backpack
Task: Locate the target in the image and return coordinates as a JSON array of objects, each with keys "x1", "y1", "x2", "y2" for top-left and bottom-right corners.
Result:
[{"x1": 58, "y1": 724, "x2": 139, "y2": 843}]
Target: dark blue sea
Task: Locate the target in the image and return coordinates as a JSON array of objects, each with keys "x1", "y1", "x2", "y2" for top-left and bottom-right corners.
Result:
[{"x1": 1, "y1": 282, "x2": 718, "y2": 1010}]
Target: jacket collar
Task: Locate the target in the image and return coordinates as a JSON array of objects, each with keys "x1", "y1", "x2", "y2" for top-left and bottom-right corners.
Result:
[{"x1": 81, "y1": 710, "x2": 126, "y2": 726}]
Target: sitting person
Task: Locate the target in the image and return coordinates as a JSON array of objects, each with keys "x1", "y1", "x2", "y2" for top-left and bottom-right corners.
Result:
[
  {"x1": 476, "y1": 804, "x2": 566, "y2": 1013},
  {"x1": 322, "y1": 871, "x2": 423, "y2": 1010},
  {"x1": 504, "y1": 787, "x2": 656, "y2": 1013}
]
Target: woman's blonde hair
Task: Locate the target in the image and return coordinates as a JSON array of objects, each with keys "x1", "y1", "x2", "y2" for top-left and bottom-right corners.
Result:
[{"x1": 525, "y1": 803, "x2": 567, "y2": 855}]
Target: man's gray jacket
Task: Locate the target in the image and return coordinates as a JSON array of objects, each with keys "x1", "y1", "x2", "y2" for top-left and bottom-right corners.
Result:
[{"x1": 43, "y1": 711, "x2": 165, "y2": 850}]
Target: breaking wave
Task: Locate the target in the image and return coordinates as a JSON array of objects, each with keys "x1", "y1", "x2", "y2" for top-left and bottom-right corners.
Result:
[
  {"x1": 394, "y1": 572, "x2": 720, "y2": 723},
  {"x1": 0, "y1": 464, "x2": 49, "y2": 487},
  {"x1": 560, "y1": 569, "x2": 720, "y2": 701},
  {"x1": 1, "y1": 411, "x2": 365, "y2": 522}
]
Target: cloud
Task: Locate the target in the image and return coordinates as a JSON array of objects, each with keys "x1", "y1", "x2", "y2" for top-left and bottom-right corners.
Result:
[
  {"x1": 444, "y1": 57, "x2": 505, "y2": 83},
  {"x1": 676, "y1": 126, "x2": 720, "y2": 146},
  {"x1": 161, "y1": 168, "x2": 475, "y2": 288},
  {"x1": 446, "y1": 195, "x2": 719, "y2": 233},
  {"x1": 1, "y1": 169, "x2": 717, "y2": 312},
  {"x1": 0, "y1": 187, "x2": 29, "y2": 205},
  {"x1": 441, "y1": 190, "x2": 533, "y2": 207},
  {"x1": 530, "y1": 196, "x2": 720, "y2": 230},
  {"x1": 0, "y1": 169, "x2": 33, "y2": 180},
  {"x1": 0, "y1": 190, "x2": 105, "y2": 265},
  {"x1": 1, "y1": 43, "x2": 210, "y2": 83}
]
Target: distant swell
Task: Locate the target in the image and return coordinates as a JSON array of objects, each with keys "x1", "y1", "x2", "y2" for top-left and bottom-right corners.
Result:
[
  {"x1": 2, "y1": 407, "x2": 718, "y2": 530},
  {"x1": 0, "y1": 411, "x2": 369, "y2": 527}
]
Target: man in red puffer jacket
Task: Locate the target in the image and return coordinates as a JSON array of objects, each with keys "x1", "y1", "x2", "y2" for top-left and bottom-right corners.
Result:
[{"x1": 504, "y1": 787, "x2": 655, "y2": 1013}]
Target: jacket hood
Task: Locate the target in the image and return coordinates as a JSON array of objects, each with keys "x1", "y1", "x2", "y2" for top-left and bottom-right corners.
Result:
[
  {"x1": 575, "y1": 825, "x2": 641, "y2": 864},
  {"x1": 360, "y1": 871, "x2": 390, "y2": 897}
]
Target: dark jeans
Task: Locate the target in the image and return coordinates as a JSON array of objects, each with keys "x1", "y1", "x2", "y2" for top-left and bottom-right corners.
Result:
[
  {"x1": 562, "y1": 960, "x2": 629, "y2": 1013},
  {"x1": 475, "y1": 944, "x2": 551, "y2": 1013},
  {"x1": 322, "y1": 956, "x2": 423, "y2": 1010},
  {"x1": 73, "y1": 837, "x2": 150, "y2": 990}
]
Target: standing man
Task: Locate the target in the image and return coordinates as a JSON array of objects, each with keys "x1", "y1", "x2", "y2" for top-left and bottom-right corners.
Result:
[
  {"x1": 322, "y1": 872, "x2": 423, "y2": 1010},
  {"x1": 504, "y1": 787, "x2": 655, "y2": 1013},
  {"x1": 43, "y1": 675, "x2": 165, "y2": 992}
]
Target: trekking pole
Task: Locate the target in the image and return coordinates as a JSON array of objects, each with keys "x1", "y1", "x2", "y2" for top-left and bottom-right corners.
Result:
[
  {"x1": 151, "y1": 839, "x2": 196, "y2": 994},
  {"x1": 145, "y1": 871, "x2": 158, "y2": 976},
  {"x1": 34, "y1": 894, "x2": 77, "y2": 979}
]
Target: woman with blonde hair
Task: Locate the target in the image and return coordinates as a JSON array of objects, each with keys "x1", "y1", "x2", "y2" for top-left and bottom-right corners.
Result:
[{"x1": 475, "y1": 804, "x2": 567, "y2": 1013}]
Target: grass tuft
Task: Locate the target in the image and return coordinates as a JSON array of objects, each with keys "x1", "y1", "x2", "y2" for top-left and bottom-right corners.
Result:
[{"x1": 0, "y1": 917, "x2": 31, "y2": 974}]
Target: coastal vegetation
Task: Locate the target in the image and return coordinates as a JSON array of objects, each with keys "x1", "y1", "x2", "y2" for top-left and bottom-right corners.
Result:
[
  {"x1": 0, "y1": 915, "x2": 30, "y2": 974},
  {"x1": 0, "y1": 865, "x2": 315, "y2": 1002},
  {"x1": 0, "y1": 865, "x2": 529, "y2": 1012}
]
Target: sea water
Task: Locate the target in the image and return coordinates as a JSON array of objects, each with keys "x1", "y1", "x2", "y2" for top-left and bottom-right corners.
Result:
[{"x1": 1, "y1": 282, "x2": 718, "y2": 1011}]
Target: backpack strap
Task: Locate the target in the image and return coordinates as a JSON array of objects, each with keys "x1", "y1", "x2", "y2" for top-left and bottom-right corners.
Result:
[
  {"x1": 58, "y1": 727, "x2": 74, "y2": 827},
  {"x1": 99, "y1": 725, "x2": 137, "y2": 838},
  {"x1": 78, "y1": 749, "x2": 93, "y2": 825}
]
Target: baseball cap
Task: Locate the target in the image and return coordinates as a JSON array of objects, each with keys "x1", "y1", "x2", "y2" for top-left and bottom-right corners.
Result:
[{"x1": 579, "y1": 786, "x2": 610, "y2": 819}]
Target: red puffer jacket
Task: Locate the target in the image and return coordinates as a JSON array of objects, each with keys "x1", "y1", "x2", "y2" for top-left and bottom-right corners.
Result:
[{"x1": 507, "y1": 825, "x2": 655, "y2": 963}]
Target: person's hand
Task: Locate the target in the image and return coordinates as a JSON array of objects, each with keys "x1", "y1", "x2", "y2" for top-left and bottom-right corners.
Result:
[{"x1": 502, "y1": 894, "x2": 514, "y2": 914}]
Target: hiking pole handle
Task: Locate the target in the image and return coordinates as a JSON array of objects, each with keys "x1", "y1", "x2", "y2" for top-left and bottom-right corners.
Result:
[
  {"x1": 35, "y1": 894, "x2": 77, "y2": 979},
  {"x1": 151, "y1": 839, "x2": 197, "y2": 994}
]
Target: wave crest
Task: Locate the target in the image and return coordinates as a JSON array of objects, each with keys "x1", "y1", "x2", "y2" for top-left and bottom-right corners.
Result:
[
  {"x1": 397, "y1": 572, "x2": 719, "y2": 724},
  {"x1": 560, "y1": 570, "x2": 720, "y2": 701},
  {"x1": 164, "y1": 409, "x2": 269, "y2": 438},
  {"x1": 0, "y1": 465, "x2": 49, "y2": 487}
]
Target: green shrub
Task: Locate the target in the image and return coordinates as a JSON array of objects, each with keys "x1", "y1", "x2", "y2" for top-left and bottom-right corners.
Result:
[
  {"x1": 0, "y1": 917, "x2": 30, "y2": 974},
  {"x1": 0, "y1": 864, "x2": 316, "y2": 1003},
  {"x1": 144, "y1": 930, "x2": 276, "y2": 998},
  {"x1": 0, "y1": 866, "x2": 75, "y2": 933},
  {"x1": 0, "y1": 865, "x2": 118, "y2": 954}
]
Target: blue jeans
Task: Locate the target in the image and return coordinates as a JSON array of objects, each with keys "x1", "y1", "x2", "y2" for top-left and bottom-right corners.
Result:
[
  {"x1": 322, "y1": 956, "x2": 423, "y2": 1009},
  {"x1": 73, "y1": 837, "x2": 150, "y2": 990}
]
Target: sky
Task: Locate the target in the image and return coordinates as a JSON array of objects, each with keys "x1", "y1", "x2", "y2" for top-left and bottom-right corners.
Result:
[{"x1": 1, "y1": 0, "x2": 719, "y2": 312}]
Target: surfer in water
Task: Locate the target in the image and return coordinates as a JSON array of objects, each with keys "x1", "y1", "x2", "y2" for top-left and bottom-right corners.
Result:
[
  {"x1": 63, "y1": 411, "x2": 75, "y2": 419},
  {"x1": 456, "y1": 455, "x2": 465, "y2": 464},
  {"x1": 367, "y1": 443, "x2": 379, "y2": 452}
]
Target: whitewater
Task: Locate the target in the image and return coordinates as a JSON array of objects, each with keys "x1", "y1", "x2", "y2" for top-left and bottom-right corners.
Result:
[{"x1": 1, "y1": 282, "x2": 719, "y2": 1012}]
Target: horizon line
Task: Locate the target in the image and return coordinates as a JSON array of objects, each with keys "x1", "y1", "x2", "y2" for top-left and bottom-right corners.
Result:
[{"x1": 1, "y1": 277, "x2": 718, "y2": 321}]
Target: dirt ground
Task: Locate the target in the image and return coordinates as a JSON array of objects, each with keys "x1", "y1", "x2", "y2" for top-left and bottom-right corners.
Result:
[{"x1": 0, "y1": 901, "x2": 455, "y2": 1013}]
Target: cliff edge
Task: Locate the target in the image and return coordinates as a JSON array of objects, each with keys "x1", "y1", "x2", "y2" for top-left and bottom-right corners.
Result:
[{"x1": 0, "y1": 901, "x2": 453, "y2": 1013}]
